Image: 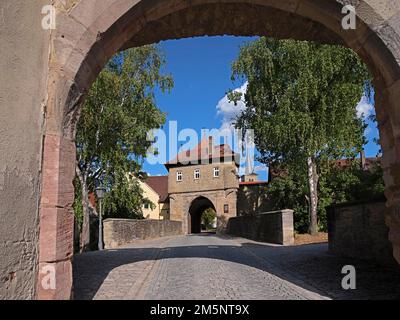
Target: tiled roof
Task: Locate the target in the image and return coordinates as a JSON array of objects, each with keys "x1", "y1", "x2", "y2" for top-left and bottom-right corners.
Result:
[
  {"x1": 165, "y1": 137, "x2": 239, "y2": 168},
  {"x1": 144, "y1": 175, "x2": 169, "y2": 203}
]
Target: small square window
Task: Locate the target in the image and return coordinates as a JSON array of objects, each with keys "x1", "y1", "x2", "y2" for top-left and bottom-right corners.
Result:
[
  {"x1": 177, "y1": 171, "x2": 183, "y2": 182},
  {"x1": 194, "y1": 169, "x2": 200, "y2": 180},
  {"x1": 224, "y1": 204, "x2": 229, "y2": 213},
  {"x1": 144, "y1": 203, "x2": 150, "y2": 209},
  {"x1": 213, "y1": 167, "x2": 220, "y2": 178}
]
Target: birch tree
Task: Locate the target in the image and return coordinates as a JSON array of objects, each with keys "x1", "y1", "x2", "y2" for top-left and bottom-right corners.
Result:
[
  {"x1": 230, "y1": 37, "x2": 370, "y2": 234},
  {"x1": 75, "y1": 45, "x2": 173, "y2": 251}
]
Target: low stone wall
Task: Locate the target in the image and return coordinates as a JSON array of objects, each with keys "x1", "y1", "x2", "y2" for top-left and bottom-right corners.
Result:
[
  {"x1": 227, "y1": 210, "x2": 294, "y2": 245},
  {"x1": 327, "y1": 201, "x2": 396, "y2": 266},
  {"x1": 103, "y1": 219, "x2": 182, "y2": 249}
]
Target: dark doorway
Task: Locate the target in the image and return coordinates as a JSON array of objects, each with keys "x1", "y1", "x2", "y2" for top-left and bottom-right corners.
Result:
[{"x1": 188, "y1": 197, "x2": 216, "y2": 234}]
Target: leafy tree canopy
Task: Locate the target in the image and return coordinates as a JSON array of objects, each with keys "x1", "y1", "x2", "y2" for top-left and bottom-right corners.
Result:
[
  {"x1": 74, "y1": 45, "x2": 173, "y2": 250},
  {"x1": 229, "y1": 37, "x2": 372, "y2": 234},
  {"x1": 267, "y1": 160, "x2": 385, "y2": 233},
  {"x1": 230, "y1": 37, "x2": 371, "y2": 165},
  {"x1": 202, "y1": 208, "x2": 217, "y2": 230}
]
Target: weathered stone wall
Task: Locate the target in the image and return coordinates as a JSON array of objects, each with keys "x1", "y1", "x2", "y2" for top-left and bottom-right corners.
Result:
[
  {"x1": 103, "y1": 219, "x2": 182, "y2": 249},
  {"x1": 0, "y1": 0, "x2": 50, "y2": 299},
  {"x1": 168, "y1": 162, "x2": 239, "y2": 194},
  {"x1": 168, "y1": 161, "x2": 239, "y2": 234},
  {"x1": 327, "y1": 201, "x2": 397, "y2": 266},
  {"x1": 227, "y1": 210, "x2": 294, "y2": 245},
  {"x1": 170, "y1": 189, "x2": 237, "y2": 234}
]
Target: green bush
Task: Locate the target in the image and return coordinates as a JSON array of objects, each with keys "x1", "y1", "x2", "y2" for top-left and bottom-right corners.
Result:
[
  {"x1": 201, "y1": 208, "x2": 217, "y2": 230},
  {"x1": 267, "y1": 160, "x2": 385, "y2": 233}
]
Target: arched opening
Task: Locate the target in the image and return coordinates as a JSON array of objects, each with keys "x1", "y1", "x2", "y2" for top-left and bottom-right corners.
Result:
[
  {"x1": 36, "y1": 0, "x2": 400, "y2": 299},
  {"x1": 188, "y1": 197, "x2": 217, "y2": 234}
]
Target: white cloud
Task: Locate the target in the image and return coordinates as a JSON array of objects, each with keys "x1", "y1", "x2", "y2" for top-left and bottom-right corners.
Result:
[
  {"x1": 356, "y1": 94, "x2": 374, "y2": 119},
  {"x1": 254, "y1": 165, "x2": 268, "y2": 172},
  {"x1": 218, "y1": 85, "x2": 373, "y2": 127},
  {"x1": 216, "y1": 82, "x2": 248, "y2": 130}
]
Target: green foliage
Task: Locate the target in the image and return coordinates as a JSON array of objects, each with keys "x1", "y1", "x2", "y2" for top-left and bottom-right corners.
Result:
[
  {"x1": 201, "y1": 208, "x2": 217, "y2": 230},
  {"x1": 75, "y1": 45, "x2": 173, "y2": 221},
  {"x1": 73, "y1": 177, "x2": 83, "y2": 228},
  {"x1": 320, "y1": 160, "x2": 385, "y2": 203},
  {"x1": 231, "y1": 37, "x2": 370, "y2": 166},
  {"x1": 102, "y1": 172, "x2": 153, "y2": 219},
  {"x1": 267, "y1": 161, "x2": 385, "y2": 233},
  {"x1": 229, "y1": 37, "x2": 372, "y2": 232},
  {"x1": 265, "y1": 166, "x2": 310, "y2": 233}
]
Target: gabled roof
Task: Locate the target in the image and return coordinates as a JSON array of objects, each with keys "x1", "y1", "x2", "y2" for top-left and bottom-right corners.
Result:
[
  {"x1": 165, "y1": 136, "x2": 240, "y2": 169},
  {"x1": 144, "y1": 175, "x2": 169, "y2": 203}
]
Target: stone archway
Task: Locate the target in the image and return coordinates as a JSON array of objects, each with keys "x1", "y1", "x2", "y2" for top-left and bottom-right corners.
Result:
[
  {"x1": 36, "y1": 0, "x2": 400, "y2": 299},
  {"x1": 188, "y1": 197, "x2": 217, "y2": 234}
]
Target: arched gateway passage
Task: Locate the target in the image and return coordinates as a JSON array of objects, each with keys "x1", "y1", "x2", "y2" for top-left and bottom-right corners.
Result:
[
  {"x1": 188, "y1": 197, "x2": 216, "y2": 234},
  {"x1": 28, "y1": 0, "x2": 400, "y2": 299}
]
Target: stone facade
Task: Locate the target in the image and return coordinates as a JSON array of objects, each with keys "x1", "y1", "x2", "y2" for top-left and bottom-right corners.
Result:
[
  {"x1": 170, "y1": 188, "x2": 238, "y2": 234},
  {"x1": 1, "y1": 0, "x2": 400, "y2": 300},
  {"x1": 0, "y1": 0, "x2": 50, "y2": 300},
  {"x1": 327, "y1": 201, "x2": 397, "y2": 266},
  {"x1": 103, "y1": 219, "x2": 182, "y2": 249},
  {"x1": 167, "y1": 138, "x2": 240, "y2": 234},
  {"x1": 144, "y1": 142, "x2": 269, "y2": 234},
  {"x1": 227, "y1": 210, "x2": 295, "y2": 245},
  {"x1": 148, "y1": 148, "x2": 267, "y2": 234}
]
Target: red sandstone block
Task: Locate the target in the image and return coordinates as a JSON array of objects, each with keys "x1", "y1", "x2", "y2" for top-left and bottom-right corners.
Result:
[
  {"x1": 37, "y1": 261, "x2": 72, "y2": 300},
  {"x1": 38, "y1": 207, "x2": 58, "y2": 262},
  {"x1": 39, "y1": 207, "x2": 74, "y2": 263},
  {"x1": 41, "y1": 135, "x2": 61, "y2": 207},
  {"x1": 56, "y1": 208, "x2": 75, "y2": 261},
  {"x1": 41, "y1": 134, "x2": 76, "y2": 208}
]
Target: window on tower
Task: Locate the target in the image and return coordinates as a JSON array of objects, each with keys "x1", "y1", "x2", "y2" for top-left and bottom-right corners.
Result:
[{"x1": 194, "y1": 169, "x2": 200, "y2": 180}]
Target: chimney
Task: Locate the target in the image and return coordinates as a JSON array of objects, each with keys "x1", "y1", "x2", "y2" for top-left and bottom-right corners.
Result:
[
  {"x1": 201, "y1": 128, "x2": 207, "y2": 139},
  {"x1": 209, "y1": 136, "x2": 213, "y2": 156}
]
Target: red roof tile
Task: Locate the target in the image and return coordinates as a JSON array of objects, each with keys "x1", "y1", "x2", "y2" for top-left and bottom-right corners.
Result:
[
  {"x1": 144, "y1": 176, "x2": 169, "y2": 203},
  {"x1": 165, "y1": 137, "x2": 239, "y2": 168}
]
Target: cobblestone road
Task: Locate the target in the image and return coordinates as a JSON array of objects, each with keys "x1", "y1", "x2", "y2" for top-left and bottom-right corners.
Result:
[{"x1": 73, "y1": 233, "x2": 400, "y2": 300}]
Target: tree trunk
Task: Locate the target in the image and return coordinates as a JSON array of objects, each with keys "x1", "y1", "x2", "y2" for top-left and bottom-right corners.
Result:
[
  {"x1": 77, "y1": 165, "x2": 91, "y2": 252},
  {"x1": 307, "y1": 157, "x2": 319, "y2": 235}
]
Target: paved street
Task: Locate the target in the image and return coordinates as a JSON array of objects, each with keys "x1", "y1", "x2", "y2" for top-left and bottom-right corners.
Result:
[{"x1": 73, "y1": 233, "x2": 400, "y2": 300}]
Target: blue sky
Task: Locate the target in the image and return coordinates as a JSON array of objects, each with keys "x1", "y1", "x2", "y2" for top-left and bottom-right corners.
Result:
[{"x1": 143, "y1": 36, "x2": 380, "y2": 180}]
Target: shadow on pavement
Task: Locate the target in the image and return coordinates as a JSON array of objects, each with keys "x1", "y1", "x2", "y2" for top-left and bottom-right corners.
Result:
[{"x1": 73, "y1": 234, "x2": 400, "y2": 300}]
